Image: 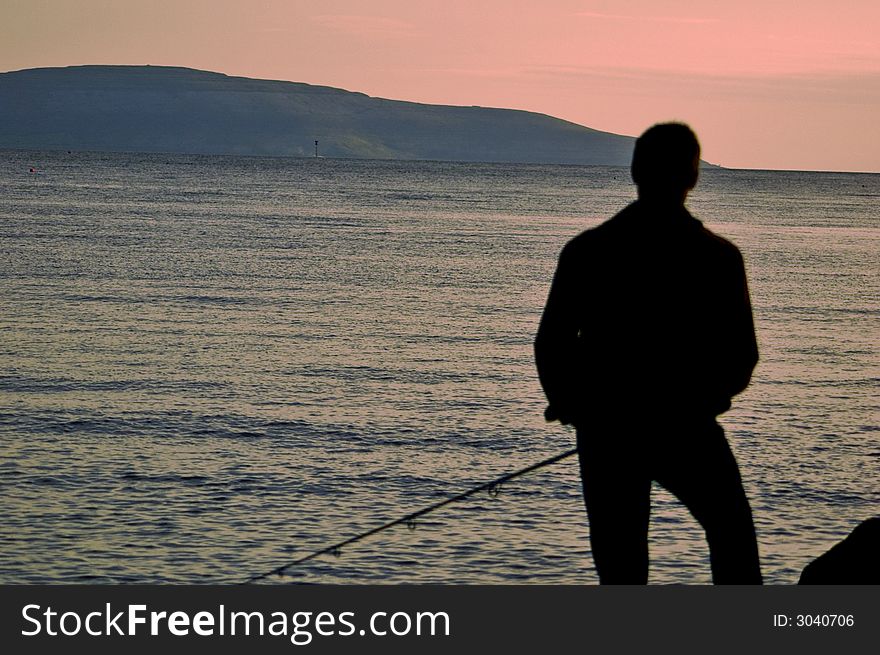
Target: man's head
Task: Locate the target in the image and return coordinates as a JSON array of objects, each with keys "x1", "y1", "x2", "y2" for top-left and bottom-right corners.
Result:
[{"x1": 631, "y1": 122, "x2": 701, "y2": 204}]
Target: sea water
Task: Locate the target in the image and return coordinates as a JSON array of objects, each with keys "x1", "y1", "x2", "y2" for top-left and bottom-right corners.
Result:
[{"x1": 0, "y1": 150, "x2": 877, "y2": 584}]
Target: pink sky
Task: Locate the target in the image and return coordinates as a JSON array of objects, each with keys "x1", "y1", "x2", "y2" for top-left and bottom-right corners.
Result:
[{"x1": 2, "y1": 0, "x2": 878, "y2": 171}]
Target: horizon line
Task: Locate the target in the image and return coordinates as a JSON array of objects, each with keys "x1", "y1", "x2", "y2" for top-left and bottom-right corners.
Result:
[{"x1": 4, "y1": 145, "x2": 878, "y2": 175}]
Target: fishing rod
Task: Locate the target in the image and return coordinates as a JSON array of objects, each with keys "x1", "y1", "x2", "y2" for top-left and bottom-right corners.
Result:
[{"x1": 242, "y1": 446, "x2": 579, "y2": 584}]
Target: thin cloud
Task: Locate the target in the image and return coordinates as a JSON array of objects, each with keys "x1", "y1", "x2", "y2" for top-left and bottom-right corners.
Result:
[
  {"x1": 576, "y1": 11, "x2": 719, "y2": 25},
  {"x1": 311, "y1": 15, "x2": 420, "y2": 38},
  {"x1": 417, "y1": 66, "x2": 524, "y2": 79},
  {"x1": 518, "y1": 64, "x2": 880, "y2": 103}
]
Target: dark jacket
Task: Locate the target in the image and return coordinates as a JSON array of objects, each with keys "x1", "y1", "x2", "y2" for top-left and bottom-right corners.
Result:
[{"x1": 534, "y1": 200, "x2": 758, "y2": 424}]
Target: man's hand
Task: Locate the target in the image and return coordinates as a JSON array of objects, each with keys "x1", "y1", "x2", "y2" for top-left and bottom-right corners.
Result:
[{"x1": 544, "y1": 405, "x2": 573, "y2": 425}]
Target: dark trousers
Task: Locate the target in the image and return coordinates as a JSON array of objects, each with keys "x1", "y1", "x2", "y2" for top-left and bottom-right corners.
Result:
[{"x1": 576, "y1": 418, "x2": 762, "y2": 584}]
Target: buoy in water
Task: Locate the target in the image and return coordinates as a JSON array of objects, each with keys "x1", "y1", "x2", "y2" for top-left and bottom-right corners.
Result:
[{"x1": 29, "y1": 167, "x2": 36, "y2": 173}]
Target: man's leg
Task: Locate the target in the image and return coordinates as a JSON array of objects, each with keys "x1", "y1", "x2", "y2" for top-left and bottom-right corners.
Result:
[
  {"x1": 655, "y1": 420, "x2": 762, "y2": 584},
  {"x1": 577, "y1": 428, "x2": 652, "y2": 584}
]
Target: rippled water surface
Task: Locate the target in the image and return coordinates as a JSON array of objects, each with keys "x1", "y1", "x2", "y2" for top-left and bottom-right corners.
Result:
[{"x1": 1, "y1": 151, "x2": 877, "y2": 584}]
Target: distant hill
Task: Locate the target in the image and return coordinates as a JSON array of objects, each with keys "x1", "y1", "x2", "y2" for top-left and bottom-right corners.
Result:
[{"x1": 0, "y1": 65, "x2": 642, "y2": 164}]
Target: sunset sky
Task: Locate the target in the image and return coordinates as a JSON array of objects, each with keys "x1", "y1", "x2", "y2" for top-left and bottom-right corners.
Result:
[{"x1": 2, "y1": 0, "x2": 878, "y2": 171}]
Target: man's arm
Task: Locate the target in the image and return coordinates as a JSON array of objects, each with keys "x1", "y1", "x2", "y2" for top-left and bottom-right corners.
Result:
[
  {"x1": 534, "y1": 241, "x2": 582, "y2": 424},
  {"x1": 695, "y1": 244, "x2": 759, "y2": 416},
  {"x1": 725, "y1": 247, "x2": 759, "y2": 398}
]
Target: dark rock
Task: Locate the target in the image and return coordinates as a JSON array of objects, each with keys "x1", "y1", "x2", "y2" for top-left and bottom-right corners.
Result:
[{"x1": 799, "y1": 517, "x2": 880, "y2": 584}]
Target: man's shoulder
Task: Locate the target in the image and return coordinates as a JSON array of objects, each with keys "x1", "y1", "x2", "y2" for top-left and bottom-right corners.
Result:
[
  {"x1": 694, "y1": 222, "x2": 745, "y2": 263},
  {"x1": 562, "y1": 204, "x2": 636, "y2": 254},
  {"x1": 564, "y1": 202, "x2": 744, "y2": 262}
]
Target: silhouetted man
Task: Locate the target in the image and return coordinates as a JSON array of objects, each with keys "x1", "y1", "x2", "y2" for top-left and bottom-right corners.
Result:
[{"x1": 535, "y1": 123, "x2": 762, "y2": 584}]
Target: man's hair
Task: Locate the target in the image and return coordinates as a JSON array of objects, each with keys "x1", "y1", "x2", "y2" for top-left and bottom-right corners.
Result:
[{"x1": 631, "y1": 122, "x2": 701, "y2": 194}]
